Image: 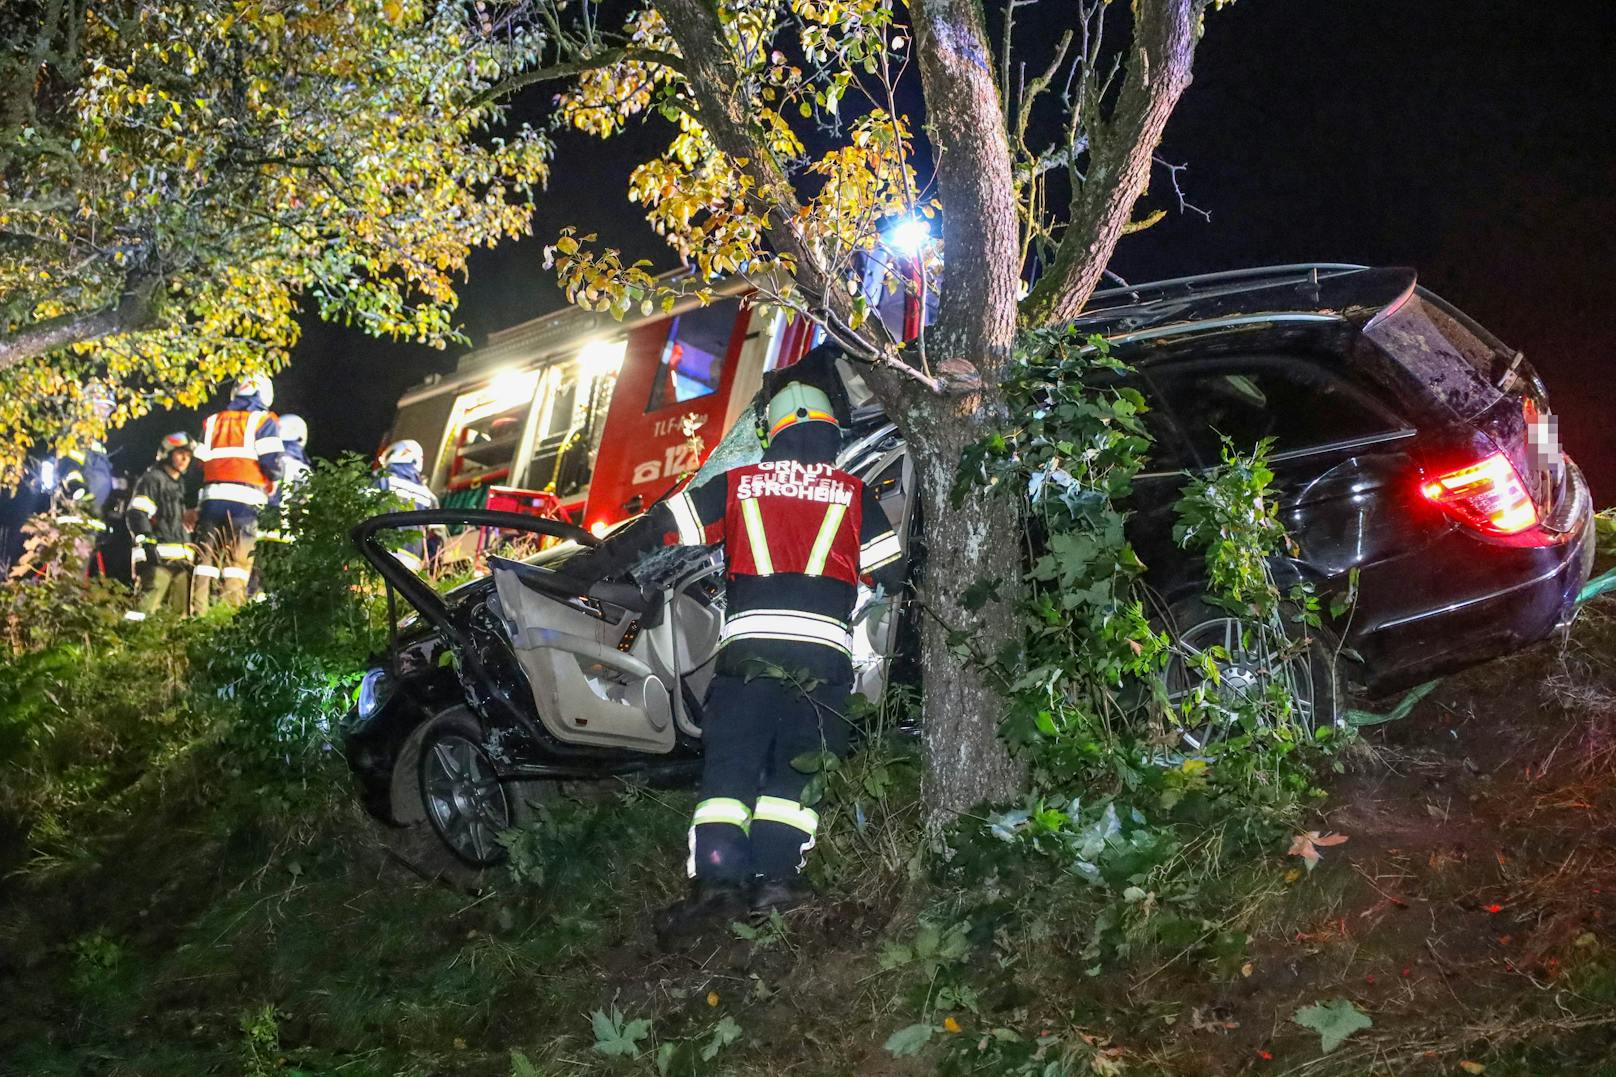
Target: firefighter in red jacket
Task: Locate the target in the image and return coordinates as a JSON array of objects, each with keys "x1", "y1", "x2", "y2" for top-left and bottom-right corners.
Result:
[
  {"x1": 191, "y1": 375, "x2": 284, "y2": 613},
  {"x1": 564, "y1": 346, "x2": 905, "y2": 940}
]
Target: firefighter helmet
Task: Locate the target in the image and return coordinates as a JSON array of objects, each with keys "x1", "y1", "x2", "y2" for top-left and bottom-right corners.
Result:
[
  {"x1": 86, "y1": 382, "x2": 115, "y2": 420},
  {"x1": 754, "y1": 343, "x2": 852, "y2": 447},
  {"x1": 278, "y1": 413, "x2": 308, "y2": 446},
  {"x1": 232, "y1": 374, "x2": 275, "y2": 408},
  {"x1": 759, "y1": 382, "x2": 838, "y2": 447},
  {"x1": 157, "y1": 431, "x2": 194, "y2": 461},
  {"x1": 381, "y1": 439, "x2": 424, "y2": 470}
]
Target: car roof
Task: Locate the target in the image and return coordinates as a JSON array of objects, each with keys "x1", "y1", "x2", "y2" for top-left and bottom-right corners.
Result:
[{"x1": 1071, "y1": 264, "x2": 1416, "y2": 344}]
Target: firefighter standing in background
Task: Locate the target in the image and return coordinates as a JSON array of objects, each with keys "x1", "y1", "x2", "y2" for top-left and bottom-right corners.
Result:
[
  {"x1": 51, "y1": 437, "x2": 115, "y2": 575},
  {"x1": 124, "y1": 433, "x2": 196, "y2": 620},
  {"x1": 191, "y1": 375, "x2": 283, "y2": 613},
  {"x1": 44, "y1": 384, "x2": 119, "y2": 574},
  {"x1": 53, "y1": 440, "x2": 115, "y2": 524},
  {"x1": 560, "y1": 346, "x2": 905, "y2": 941},
  {"x1": 259, "y1": 414, "x2": 311, "y2": 546},
  {"x1": 374, "y1": 439, "x2": 439, "y2": 572},
  {"x1": 275, "y1": 414, "x2": 313, "y2": 491}
]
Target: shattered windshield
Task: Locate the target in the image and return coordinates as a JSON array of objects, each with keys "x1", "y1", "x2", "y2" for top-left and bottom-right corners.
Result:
[{"x1": 689, "y1": 393, "x2": 765, "y2": 488}]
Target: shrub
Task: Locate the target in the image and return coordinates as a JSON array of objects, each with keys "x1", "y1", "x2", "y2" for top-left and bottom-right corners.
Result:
[{"x1": 0, "y1": 454, "x2": 402, "y2": 864}]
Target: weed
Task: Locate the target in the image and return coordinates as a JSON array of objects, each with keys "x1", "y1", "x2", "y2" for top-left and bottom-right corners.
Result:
[
  {"x1": 68, "y1": 928, "x2": 124, "y2": 991},
  {"x1": 238, "y1": 1003, "x2": 283, "y2": 1076},
  {"x1": 731, "y1": 908, "x2": 792, "y2": 951},
  {"x1": 654, "y1": 1014, "x2": 743, "y2": 1075},
  {"x1": 590, "y1": 1005, "x2": 652, "y2": 1058}
]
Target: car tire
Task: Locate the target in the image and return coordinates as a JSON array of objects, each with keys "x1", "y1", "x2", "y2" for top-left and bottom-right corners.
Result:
[
  {"x1": 385, "y1": 706, "x2": 549, "y2": 888},
  {"x1": 1157, "y1": 595, "x2": 1343, "y2": 757}
]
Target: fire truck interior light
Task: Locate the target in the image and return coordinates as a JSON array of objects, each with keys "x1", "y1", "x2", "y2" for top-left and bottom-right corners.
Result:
[
  {"x1": 580, "y1": 339, "x2": 627, "y2": 380},
  {"x1": 487, "y1": 368, "x2": 535, "y2": 407}
]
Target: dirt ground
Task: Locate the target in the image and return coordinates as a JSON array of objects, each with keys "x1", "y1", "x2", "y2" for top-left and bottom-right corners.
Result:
[{"x1": 7, "y1": 608, "x2": 1616, "y2": 1075}]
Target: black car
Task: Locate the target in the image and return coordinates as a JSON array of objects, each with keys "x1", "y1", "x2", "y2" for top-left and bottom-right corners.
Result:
[{"x1": 344, "y1": 264, "x2": 1595, "y2": 873}]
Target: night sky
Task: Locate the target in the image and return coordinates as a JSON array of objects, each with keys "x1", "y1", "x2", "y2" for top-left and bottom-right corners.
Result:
[{"x1": 120, "y1": 0, "x2": 1616, "y2": 499}]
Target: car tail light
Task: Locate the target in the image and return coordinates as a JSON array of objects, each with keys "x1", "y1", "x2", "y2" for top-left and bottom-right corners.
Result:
[{"x1": 1421, "y1": 452, "x2": 1539, "y2": 535}]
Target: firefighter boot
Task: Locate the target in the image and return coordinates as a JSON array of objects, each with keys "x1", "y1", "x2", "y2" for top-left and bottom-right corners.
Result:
[
  {"x1": 655, "y1": 879, "x2": 748, "y2": 948},
  {"x1": 749, "y1": 874, "x2": 816, "y2": 919}
]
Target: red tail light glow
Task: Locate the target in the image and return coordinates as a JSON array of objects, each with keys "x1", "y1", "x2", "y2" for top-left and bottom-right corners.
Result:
[{"x1": 1420, "y1": 452, "x2": 1539, "y2": 535}]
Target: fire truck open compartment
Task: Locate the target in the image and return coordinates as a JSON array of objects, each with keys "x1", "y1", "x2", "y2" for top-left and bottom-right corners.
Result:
[{"x1": 383, "y1": 278, "x2": 821, "y2": 535}]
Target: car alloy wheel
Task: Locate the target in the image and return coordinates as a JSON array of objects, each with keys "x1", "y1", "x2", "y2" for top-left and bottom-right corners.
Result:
[
  {"x1": 1164, "y1": 612, "x2": 1318, "y2": 754},
  {"x1": 420, "y1": 733, "x2": 512, "y2": 866}
]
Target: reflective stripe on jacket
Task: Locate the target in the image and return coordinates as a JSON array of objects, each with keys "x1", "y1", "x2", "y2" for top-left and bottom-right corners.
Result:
[
  {"x1": 198, "y1": 408, "x2": 282, "y2": 506},
  {"x1": 376, "y1": 469, "x2": 438, "y2": 510},
  {"x1": 125, "y1": 465, "x2": 190, "y2": 546},
  {"x1": 57, "y1": 445, "x2": 113, "y2": 513},
  {"x1": 657, "y1": 459, "x2": 903, "y2": 655}
]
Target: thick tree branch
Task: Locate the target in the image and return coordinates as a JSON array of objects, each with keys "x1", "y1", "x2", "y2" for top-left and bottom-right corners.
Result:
[
  {"x1": 1020, "y1": 0, "x2": 1203, "y2": 326},
  {"x1": 650, "y1": 0, "x2": 888, "y2": 363},
  {"x1": 0, "y1": 265, "x2": 162, "y2": 373},
  {"x1": 468, "y1": 46, "x2": 686, "y2": 110}
]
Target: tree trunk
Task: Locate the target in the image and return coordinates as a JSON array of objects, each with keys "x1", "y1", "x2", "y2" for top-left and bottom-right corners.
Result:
[
  {"x1": 893, "y1": 0, "x2": 1028, "y2": 821},
  {"x1": 906, "y1": 422, "x2": 1027, "y2": 820}
]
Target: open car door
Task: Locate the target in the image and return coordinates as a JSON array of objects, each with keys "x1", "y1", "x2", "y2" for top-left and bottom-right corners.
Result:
[{"x1": 353, "y1": 509, "x2": 705, "y2": 757}]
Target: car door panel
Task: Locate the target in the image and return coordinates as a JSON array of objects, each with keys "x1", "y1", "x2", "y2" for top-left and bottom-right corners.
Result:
[
  {"x1": 1143, "y1": 354, "x2": 1436, "y2": 620},
  {"x1": 1278, "y1": 447, "x2": 1426, "y2": 576},
  {"x1": 491, "y1": 564, "x2": 676, "y2": 753}
]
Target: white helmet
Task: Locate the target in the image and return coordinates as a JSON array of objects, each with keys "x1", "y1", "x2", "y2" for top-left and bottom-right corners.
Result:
[
  {"x1": 233, "y1": 374, "x2": 275, "y2": 408},
  {"x1": 86, "y1": 382, "x2": 115, "y2": 420},
  {"x1": 381, "y1": 439, "x2": 424, "y2": 470},
  {"x1": 278, "y1": 413, "x2": 308, "y2": 446}
]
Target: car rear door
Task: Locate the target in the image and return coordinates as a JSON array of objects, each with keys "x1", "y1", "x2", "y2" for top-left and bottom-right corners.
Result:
[{"x1": 1141, "y1": 353, "x2": 1424, "y2": 605}]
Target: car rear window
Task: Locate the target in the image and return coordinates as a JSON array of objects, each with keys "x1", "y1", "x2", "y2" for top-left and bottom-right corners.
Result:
[
  {"x1": 1362, "y1": 291, "x2": 1507, "y2": 420},
  {"x1": 1146, "y1": 356, "x2": 1406, "y2": 465}
]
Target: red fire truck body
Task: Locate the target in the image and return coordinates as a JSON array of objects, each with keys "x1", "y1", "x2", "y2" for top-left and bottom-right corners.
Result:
[{"x1": 383, "y1": 281, "x2": 820, "y2": 534}]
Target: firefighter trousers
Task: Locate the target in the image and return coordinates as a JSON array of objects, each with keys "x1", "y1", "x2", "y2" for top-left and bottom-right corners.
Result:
[
  {"x1": 191, "y1": 512, "x2": 257, "y2": 614},
  {"x1": 689, "y1": 668, "x2": 851, "y2": 884},
  {"x1": 136, "y1": 561, "x2": 192, "y2": 616}
]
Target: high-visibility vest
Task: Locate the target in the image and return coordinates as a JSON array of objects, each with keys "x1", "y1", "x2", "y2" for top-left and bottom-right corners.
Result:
[
  {"x1": 198, "y1": 410, "x2": 282, "y2": 508},
  {"x1": 377, "y1": 471, "x2": 438, "y2": 510},
  {"x1": 655, "y1": 459, "x2": 904, "y2": 659},
  {"x1": 714, "y1": 461, "x2": 865, "y2": 585}
]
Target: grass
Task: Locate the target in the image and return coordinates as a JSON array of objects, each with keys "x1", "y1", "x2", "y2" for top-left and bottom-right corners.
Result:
[{"x1": 9, "y1": 602, "x2": 1616, "y2": 1075}]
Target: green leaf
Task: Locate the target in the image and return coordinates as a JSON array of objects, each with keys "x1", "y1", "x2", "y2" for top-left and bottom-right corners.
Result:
[
  {"x1": 877, "y1": 940, "x2": 913, "y2": 969},
  {"x1": 700, "y1": 1016, "x2": 743, "y2": 1061},
  {"x1": 1292, "y1": 998, "x2": 1372, "y2": 1054},
  {"x1": 590, "y1": 1007, "x2": 651, "y2": 1057},
  {"x1": 509, "y1": 1048, "x2": 541, "y2": 1077},
  {"x1": 883, "y1": 1023, "x2": 935, "y2": 1057}
]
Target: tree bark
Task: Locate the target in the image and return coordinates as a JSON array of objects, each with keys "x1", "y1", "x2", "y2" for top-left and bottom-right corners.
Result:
[
  {"x1": 888, "y1": 0, "x2": 1028, "y2": 817},
  {"x1": 908, "y1": 0, "x2": 1022, "y2": 378},
  {"x1": 1021, "y1": 0, "x2": 1202, "y2": 327},
  {"x1": 0, "y1": 267, "x2": 162, "y2": 374},
  {"x1": 900, "y1": 394, "x2": 1027, "y2": 820}
]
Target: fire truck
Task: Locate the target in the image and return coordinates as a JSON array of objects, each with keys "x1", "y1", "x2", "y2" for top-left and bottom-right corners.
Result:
[{"x1": 383, "y1": 279, "x2": 830, "y2": 536}]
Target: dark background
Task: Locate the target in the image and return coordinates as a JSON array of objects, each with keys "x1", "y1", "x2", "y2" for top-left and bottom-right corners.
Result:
[{"x1": 119, "y1": 0, "x2": 1616, "y2": 499}]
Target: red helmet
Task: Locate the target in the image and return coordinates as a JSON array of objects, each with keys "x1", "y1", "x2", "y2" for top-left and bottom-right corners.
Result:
[{"x1": 157, "y1": 431, "x2": 195, "y2": 461}]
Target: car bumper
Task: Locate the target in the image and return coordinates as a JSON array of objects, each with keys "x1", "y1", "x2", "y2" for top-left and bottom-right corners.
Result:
[{"x1": 1356, "y1": 462, "x2": 1595, "y2": 692}]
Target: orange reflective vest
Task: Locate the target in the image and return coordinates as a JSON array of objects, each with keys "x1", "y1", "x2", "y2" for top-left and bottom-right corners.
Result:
[{"x1": 198, "y1": 409, "x2": 282, "y2": 508}]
